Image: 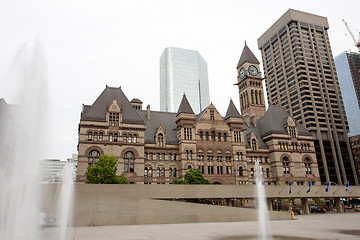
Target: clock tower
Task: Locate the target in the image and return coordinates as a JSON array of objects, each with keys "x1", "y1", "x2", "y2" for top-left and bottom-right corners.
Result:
[{"x1": 236, "y1": 43, "x2": 266, "y2": 119}]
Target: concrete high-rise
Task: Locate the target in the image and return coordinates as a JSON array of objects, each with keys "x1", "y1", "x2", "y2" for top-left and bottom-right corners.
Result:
[
  {"x1": 258, "y1": 9, "x2": 359, "y2": 185},
  {"x1": 334, "y1": 51, "x2": 360, "y2": 137},
  {"x1": 160, "y1": 47, "x2": 210, "y2": 113}
]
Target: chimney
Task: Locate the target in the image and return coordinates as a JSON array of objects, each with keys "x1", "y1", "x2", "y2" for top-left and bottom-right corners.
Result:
[
  {"x1": 250, "y1": 114, "x2": 256, "y2": 127},
  {"x1": 243, "y1": 114, "x2": 250, "y2": 127},
  {"x1": 146, "y1": 104, "x2": 151, "y2": 120}
]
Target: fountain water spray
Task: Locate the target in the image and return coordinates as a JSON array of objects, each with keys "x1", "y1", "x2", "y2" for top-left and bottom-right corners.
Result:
[
  {"x1": 0, "y1": 42, "x2": 74, "y2": 240},
  {"x1": 255, "y1": 159, "x2": 272, "y2": 240}
]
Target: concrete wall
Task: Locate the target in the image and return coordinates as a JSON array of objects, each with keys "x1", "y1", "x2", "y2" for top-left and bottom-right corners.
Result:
[
  {"x1": 41, "y1": 184, "x2": 290, "y2": 227},
  {"x1": 41, "y1": 184, "x2": 360, "y2": 227}
]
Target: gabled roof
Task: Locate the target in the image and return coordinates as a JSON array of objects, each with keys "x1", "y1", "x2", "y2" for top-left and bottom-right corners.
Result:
[
  {"x1": 81, "y1": 86, "x2": 143, "y2": 124},
  {"x1": 195, "y1": 106, "x2": 209, "y2": 124},
  {"x1": 176, "y1": 94, "x2": 194, "y2": 116},
  {"x1": 224, "y1": 99, "x2": 241, "y2": 120},
  {"x1": 258, "y1": 105, "x2": 311, "y2": 137},
  {"x1": 242, "y1": 121, "x2": 268, "y2": 149},
  {"x1": 236, "y1": 43, "x2": 260, "y2": 69},
  {"x1": 137, "y1": 110, "x2": 178, "y2": 144}
]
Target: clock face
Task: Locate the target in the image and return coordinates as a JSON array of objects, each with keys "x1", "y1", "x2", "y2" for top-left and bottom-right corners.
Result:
[
  {"x1": 248, "y1": 65, "x2": 258, "y2": 76},
  {"x1": 239, "y1": 67, "x2": 246, "y2": 79}
]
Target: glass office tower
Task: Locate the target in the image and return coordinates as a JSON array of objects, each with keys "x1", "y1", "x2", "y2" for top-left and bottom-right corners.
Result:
[
  {"x1": 257, "y1": 9, "x2": 359, "y2": 185},
  {"x1": 334, "y1": 51, "x2": 360, "y2": 137},
  {"x1": 160, "y1": 47, "x2": 210, "y2": 113}
]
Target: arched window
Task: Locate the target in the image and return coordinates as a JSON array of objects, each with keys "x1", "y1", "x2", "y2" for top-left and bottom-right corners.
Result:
[
  {"x1": 88, "y1": 150, "x2": 100, "y2": 167},
  {"x1": 251, "y1": 139, "x2": 257, "y2": 150},
  {"x1": 186, "y1": 150, "x2": 189, "y2": 160},
  {"x1": 246, "y1": 91, "x2": 249, "y2": 107},
  {"x1": 211, "y1": 131, "x2": 215, "y2": 141},
  {"x1": 161, "y1": 153, "x2": 165, "y2": 161},
  {"x1": 114, "y1": 133, "x2": 118, "y2": 142},
  {"x1": 93, "y1": 132, "x2": 98, "y2": 141},
  {"x1": 123, "y1": 134, "x2": 127, "y2": 142},
  {"x1": 169, "y1": 168, "x2": 172, "y2": 177},
  {"x1": 133, "y1": 134, "x2": 137, "y2": 143},
  {"x1": 157, "y1": 167, "x2": 160, "y2": 177},
  {"x1": 239, "y1": 166, "x2": 243, "y2": 176},
  {"x1": 251, "y1": 168, "x2": 254, "y2": 177},
  {"x1": 266, "y1": 168, "x2": 270, "y2": 178},
  {"x1": 149, "y1": 153, "x2": 153, "y2": 160},
  {"x1": 205, "y1": 132, "x2": 209, "y2": 141},
  {"x1": 200, "y1": 131, "x2": 203, "y2": 140},
  {"x1": 173, "y1": 168, "x2": 177, "y2": 177},
  {"x1": 144, "y1": 152, "x2": 147, "y2": 160},
  {"x1": 240, "y1": 94, "x2": 244, "y2": 109},
  {"x1": 282, "y1": 157, "x2": 290, "y2": 174},
  {"x1": 99, "y1": 132, "x2": 103, "y2": 141},
  {"x1": 161, "y1": 167, "x2": 165, "y2": 177},
  {"x1": 305, "y1": 158, "x2": 312, "y2": 174},
  {"x1": 88, "y1": 132, "x2": 92, "y2": 141},
  {"x1": 144, "y1": 167, "x2": 148, "y2": 177},
  {"x1": 128, "y1": 134, "x2": 132, "y2": 143},
  {"x1": 158, "y1": 133, "x2": 164, "y2": 146},
  {"x1": 124, "y1": 151, "x2": 135, "y2": 173},
  {"x1": 188, "y1": 165, "x2": 192, "y2": 169},
  {"x1": 259, "y1": 90, "x2": 262, "y2": 105},
  {"x1": 223, "y1": 133, "x2": 227, "y2": 142},
  {"x1": 148, "y1": 167, "x2": 152, "y2": 177},
  {"x1": 168, "y1": 153, "x2": 172, "y2": 161},
  {"x1": 218, "y1": 132, "x2": 221, "y2": 141},
  {"x1": 251, "y1": 90, "x2": 254, "y2": 104},
  {"x1": 255, "y1": 90, "x2": 258, "y2": 104},
  {"x1": 189, "y1": 150, "x2": 192, "y2": 160},
  {"x1": 109, "y1": 133, "x2": 113, "y2": 142}
]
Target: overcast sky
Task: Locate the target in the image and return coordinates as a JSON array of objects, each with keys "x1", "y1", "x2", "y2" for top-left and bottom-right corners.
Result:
[{"x1": 0, "y1": 0, "x2": 359, "y2": 160}]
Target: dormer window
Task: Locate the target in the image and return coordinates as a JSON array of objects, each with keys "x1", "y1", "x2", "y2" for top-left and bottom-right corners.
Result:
[
  {"x1": 251, "y1": 138, "x2": 257, "y2": 151},
  {"x1": 288, "y1": 126, "x2": 297, "y2": 138},
  {"x1": 109, "y1": 112, "x2": 119, "y2": 126},
  {"x1": 157, "y1": 133, "x2": 164, "y2": 146}
]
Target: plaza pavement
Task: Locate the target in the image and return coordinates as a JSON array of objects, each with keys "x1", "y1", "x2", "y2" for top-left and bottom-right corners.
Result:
[{"x1": 41, "y1": 212, "x2": 360, "y2": 240}]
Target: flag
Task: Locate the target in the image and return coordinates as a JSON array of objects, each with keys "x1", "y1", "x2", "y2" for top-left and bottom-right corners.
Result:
[
  {"x1": 306, "y1": 181, "x2": 311, "y2": 193},
  {"x1": 289, "y1": 181, "x2": 292, "y2": 194},
  {"x1": 325, "y1": 182, "x2": 330, "y2": 192},
  {"x1": 345, "y1": 181, "x2": 349, "y2": 191}
]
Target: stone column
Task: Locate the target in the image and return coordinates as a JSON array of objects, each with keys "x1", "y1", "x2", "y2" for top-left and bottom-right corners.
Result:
[
  {"x1": 301, "y1": 198, "x2": 310, "y2": 214},
  {"x1": 335, "y1": 197, "x2": 344, "y2": 213}
]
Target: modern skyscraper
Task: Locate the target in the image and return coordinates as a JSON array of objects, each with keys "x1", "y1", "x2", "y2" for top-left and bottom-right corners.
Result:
[
  {"x1": 257, "y1": 9, "x2": 359, "y2": 185},
  {"x1": 160, "y1": 47, "x2": 210, "y2": 113},
  {"x1": 334, "y1": 51, "x2": 360, "y2": 136}
]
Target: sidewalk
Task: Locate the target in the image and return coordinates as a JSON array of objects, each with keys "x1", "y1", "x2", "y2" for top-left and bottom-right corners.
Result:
[{"x1": 41, "y1": 213, "x2": 360, "y2": 240}]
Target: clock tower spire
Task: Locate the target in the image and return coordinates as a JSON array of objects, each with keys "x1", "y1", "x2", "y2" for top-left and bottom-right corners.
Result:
[{"x1": 236, "y1": 43, "x2": 266, "y2": 119}]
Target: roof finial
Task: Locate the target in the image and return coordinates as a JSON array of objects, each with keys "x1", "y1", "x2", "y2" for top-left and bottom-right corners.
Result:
[{"x1": 244, "y1": 40, "x2": 247, "y2": 45}]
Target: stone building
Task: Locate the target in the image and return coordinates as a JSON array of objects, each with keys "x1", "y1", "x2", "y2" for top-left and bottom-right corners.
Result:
[{"x1": 77, "y1": 45, "x2": 320, "y2": 185}]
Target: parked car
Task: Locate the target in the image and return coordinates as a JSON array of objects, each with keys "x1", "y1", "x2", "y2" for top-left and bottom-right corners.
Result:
[{"x1": 309, "y1": 205, "x2": 325, "y2": 213}]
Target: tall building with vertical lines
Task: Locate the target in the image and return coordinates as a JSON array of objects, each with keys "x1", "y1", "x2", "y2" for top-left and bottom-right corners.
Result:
[
  {"x1": 257, "y1": 9, "x2": 359, "y2": 185},
  {"x1": 160, "y1": 47, "x2": 210, "y2": 113},
  {"x1": 334, "y1": 51, "x2": 360, "y2": 137}
]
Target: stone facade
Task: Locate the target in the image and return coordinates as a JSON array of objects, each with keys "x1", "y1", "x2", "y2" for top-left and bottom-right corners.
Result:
[{"x1": 77, "y1": 45, "x2": 320, "y2": 186}]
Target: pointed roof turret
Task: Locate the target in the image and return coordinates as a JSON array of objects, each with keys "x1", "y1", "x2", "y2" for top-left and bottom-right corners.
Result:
[
  {"x1": 176, "y1": 94, "x2": 194, "y2": 116},
  {"x1": 225, "y1": 99, "x2": 241, "y2": 120},
  {"x1": 236, "y1": 42, "x2": 260, "y2": 69}
]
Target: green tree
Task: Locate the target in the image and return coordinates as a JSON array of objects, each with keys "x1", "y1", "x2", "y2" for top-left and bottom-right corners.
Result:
[
  {"x1": 173, "y1": 169, "x2": 211, "y2": 184},
  {"x1": 85, "y1": 155, "x2": 128, "y2": 184}
]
